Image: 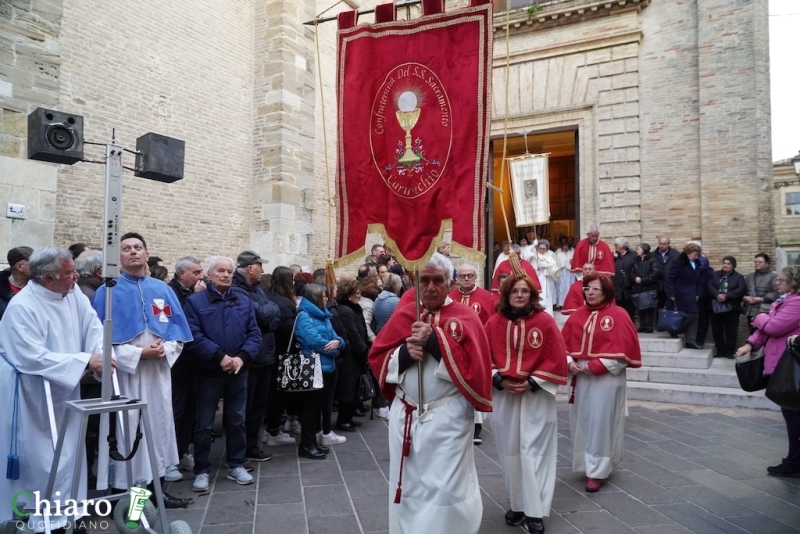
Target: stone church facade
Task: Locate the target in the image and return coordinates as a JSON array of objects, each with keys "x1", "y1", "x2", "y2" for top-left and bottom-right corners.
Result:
[{"x1": 0, "y1": 0, "x2": 772, "y2": 272}]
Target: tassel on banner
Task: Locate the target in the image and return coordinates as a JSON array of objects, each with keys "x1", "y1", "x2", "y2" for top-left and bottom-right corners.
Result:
[
  {"x1": 324, "y1": 260, "x2": 337, "y2": 288},
  {"x1": 507, "y1": 250, "x2": 527, "y2": 281},
  {"x1": 7, "y1": 454, "x2": 19, "y2": 480}
]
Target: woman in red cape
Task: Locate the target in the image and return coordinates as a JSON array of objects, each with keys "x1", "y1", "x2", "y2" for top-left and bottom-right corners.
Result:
[
  {"x1": 484, "y1": 275, "x2": 568, "y2": 533},
  {"x1": 561, "y1": 273, "x2": 641, "y2": 493}
]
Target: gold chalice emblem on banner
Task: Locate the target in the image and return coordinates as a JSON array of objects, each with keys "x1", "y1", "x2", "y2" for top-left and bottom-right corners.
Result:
[{"x1": 396, "y1": 91, "x2": 421, "y2": 164}]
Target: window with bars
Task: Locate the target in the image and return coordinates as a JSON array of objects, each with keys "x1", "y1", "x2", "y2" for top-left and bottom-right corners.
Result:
[
  {"x1": 493, "y1": 0, "x2": 543, "y2": 14},
  {"x1": 785, "y1": 192, "x2": 800, "y2": 216}
]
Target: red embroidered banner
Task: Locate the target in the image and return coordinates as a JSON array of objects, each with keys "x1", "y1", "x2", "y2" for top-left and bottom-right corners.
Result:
[{"x1": 335, "y1": 3, "x2": 492, "y2": 269}]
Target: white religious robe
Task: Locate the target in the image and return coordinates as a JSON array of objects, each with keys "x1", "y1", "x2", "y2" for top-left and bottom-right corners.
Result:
[
  {"x1": 0, "y1": 284, "x2": 103, "y2": 530},
  {"x1": 535, "y1": 252, "x2": 559, "y2": 317},
  {"x1": 555, "y1": 249, "x2": 575, "y2": 306},
  {"x1": 97, "y1": 330, "x2": 182, "y2": 489},
  {"x1": 492, "y1": 373, "x2": 558, "y2": 519},
  {"x1": 567, "y1": 357, "x2": 628, "y2": 479},
  {"x1": 493, "y1": 252, "x2": 509, "y2": 276},
  {"x1": 385, "y1": 353, "x2": 482, "y2": 534}
]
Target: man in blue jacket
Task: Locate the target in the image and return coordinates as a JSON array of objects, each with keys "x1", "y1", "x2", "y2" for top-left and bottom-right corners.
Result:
[{"x1": 184, "y1": 256, "x2": 261, "y2": 491}]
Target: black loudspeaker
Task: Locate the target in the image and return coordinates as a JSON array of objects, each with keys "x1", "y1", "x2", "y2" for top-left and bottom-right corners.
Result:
[
  {"x1": 135, "y1": 133, "x2": 185, "y2": 183},
  {"x1": 27, "y1": 108, "x2": 84, "y2": 165}
]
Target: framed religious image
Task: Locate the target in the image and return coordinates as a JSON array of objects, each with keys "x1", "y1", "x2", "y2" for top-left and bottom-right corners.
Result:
[{"x1": 508, "y1": 154, "x2": 550, "y2": 226}]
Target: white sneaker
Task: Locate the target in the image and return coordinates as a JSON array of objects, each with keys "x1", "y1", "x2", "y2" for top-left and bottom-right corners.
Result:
[
  {"x1": 283, "y1": 420, "x2": 301, "y2": 435},
  {"x1": 227, "y1": 466, "x2": 254, "y2": 485},
  {"x1": 266, "y1": 431, "x2": 296, "y2": 446},
  {"x1": 164, "y1": 465, "x2": 183, "y2": 482},
  {"x1": 192, "y1": 473, "x2": 209, "y2": 492},
  {"x1": 376, "y1": 407, "x2": 389, "y2": 420},
  {"x1": 319, "y1": 431, "x2": 346, "y2": 446},
  {"x1": 178, "y1": 453, "x2": 194, "y2": 471}
]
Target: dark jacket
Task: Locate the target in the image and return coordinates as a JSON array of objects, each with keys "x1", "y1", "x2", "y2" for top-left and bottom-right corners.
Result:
[
  {"x1": 77, "y1": 275, "x2": 102, "y2": 301},
  {"x1": 743, "y1": 268, "x2": 779, "y2": 317},
  {"x1": 629, "y1": 252, "x2": 661, "y2": 293},
  {"x1": 665, "y1": 253, "x2": 706, "y2": 313},
  {"x1": 267, "y1": 290, "x2": 298, "y2": 355},
  {"x1": 168, "y1": 276, "x2": 194, "y2": 309},
  {"x1": 184, "y1": 285, "x2": 262, "y2": 375},
  {"x1": 707, "y1": 270, "x2": 747, "y2": 312},
  {"x1": 232, "y1": 271, "x2": 280, "y2": 367},
  {"x1": 654, "y1": 247, "x2": 680, "y2": 291},
  {"x1": 329, "y1": 300, "x2": 370, "y2": 404},
  {"x1": 613, "y1": 249, "x2": 636, "y2": 300},
  {"x1": 374, "y1": 290, "x2": 400, "y2": 333},
  {"x1": 295, "y1": 297, "x2": 344, "y2": 373},
  {"x1": 0, "y1": 269, "x2": 15, "y2": 320}
]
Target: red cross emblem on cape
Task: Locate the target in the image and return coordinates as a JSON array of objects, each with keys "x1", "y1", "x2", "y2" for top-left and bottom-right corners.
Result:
[{"x1": 152, "y1": 301, "x2": 172, "y2": 318}]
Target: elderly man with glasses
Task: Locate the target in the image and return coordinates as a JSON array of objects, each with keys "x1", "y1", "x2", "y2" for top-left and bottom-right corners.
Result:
[{"x1": 449, "y1": 263, "x2": 495, "y2": 325}]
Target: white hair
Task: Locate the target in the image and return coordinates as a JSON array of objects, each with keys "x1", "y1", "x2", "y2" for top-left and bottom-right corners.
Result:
[
  {"x1": 175, "y1": 256, "x2": 201, "y2": 274},
  {"x1": 587, "y1": 224, "x2": 600, "y2": 233},
  {"x1": 205, "y1": 256, "x2": 234, "y2": 273},
  {"x1": 425, "y1": 254, "x2": 452, "y2": 278},
  {"x1": 457, "y1": 262, "x2": 478, "y2": 275},
  {"x1": 75, "y1": 250, "x2": 102, "y2": 276},
  {"x1": 614, "y1": 237, "x2": 628, "y2": 249},
  {"x1": 29, "y1": 247, "x2": 73, "y2": 284},
  {"x1": 687, "y1": 240, "x2": 702, "y2": 248}
]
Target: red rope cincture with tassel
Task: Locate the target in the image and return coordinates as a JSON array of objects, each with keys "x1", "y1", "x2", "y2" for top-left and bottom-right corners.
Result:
[
  {"x1": 394, "y1": 400, "x2": 416, "y2": 503},
  {"x1": 568, "y1": 374, "x2": 576, "y2": 404}
]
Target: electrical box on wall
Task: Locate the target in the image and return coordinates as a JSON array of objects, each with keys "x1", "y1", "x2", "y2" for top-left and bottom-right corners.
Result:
[{"x1": 6, "y1": 204, "x2": 25, "y2": 219}]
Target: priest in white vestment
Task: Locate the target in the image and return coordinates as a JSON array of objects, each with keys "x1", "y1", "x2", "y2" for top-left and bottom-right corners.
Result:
[
  {"x1": 561, "y1": 273, "x2": 641, "y2": 493},
  {"x1": 484, "y1": 273, "x2": 568, "y2": 533},
  {"x1": 92, "y1": 233, "x2": 191, "y2": 508},
  {"x1": 0, "y1": 247, "x2": 109, "y2": 531},
  {"x1": 369, "y1": 257, "x2": 492, "y2": 534}
]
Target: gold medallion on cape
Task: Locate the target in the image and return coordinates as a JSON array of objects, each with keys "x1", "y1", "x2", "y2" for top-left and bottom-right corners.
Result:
[
  {"x1": 527, "y1": 327, "x2": 544, "y2": 348},
  {"x1": 370, "y1": 62, "x2": 453, "y2": 199},
  {"x1": 600, "y1": 316, "x2": 614, "y2": 331}
]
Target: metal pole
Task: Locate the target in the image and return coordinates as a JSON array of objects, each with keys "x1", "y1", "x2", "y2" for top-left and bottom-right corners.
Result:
[
  {"x1": 414, "y1": 269, "x2": 424, "y2": 415},
  {"x1": 101, "y1": 144, "x2": 123, "y2": 402}
]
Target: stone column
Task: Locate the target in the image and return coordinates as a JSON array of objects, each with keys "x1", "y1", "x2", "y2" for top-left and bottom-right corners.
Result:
[{"x1": 252, "y1": 0, "x2": 316, "y2": 268}]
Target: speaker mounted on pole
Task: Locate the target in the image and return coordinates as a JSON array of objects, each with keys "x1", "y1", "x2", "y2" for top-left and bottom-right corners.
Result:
[
  {"x1": 134, "y1": 133, "x2": 185, "y2": 183},
  {"x1": 27, "y1": 108, "x2": 85, "y2": 165}
]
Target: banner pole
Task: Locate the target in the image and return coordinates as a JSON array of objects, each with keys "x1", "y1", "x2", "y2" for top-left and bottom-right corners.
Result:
[{"x1": 414, "y1": 269, "x2": 424, "y2": 415}]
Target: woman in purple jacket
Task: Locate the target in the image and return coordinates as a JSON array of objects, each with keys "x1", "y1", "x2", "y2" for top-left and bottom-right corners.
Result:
[{"x1": 735, "y1": 265, "x2": 800, "y2": 478}]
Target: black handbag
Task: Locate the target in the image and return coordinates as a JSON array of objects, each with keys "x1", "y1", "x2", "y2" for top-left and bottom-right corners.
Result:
[
  {"x1": 632, "y1": 289, "x2": 658, "y2": 310},
  {"x1": 712, "y1": 300, "x2": 732, "y2": 314},
  {"x1": 735, "y1": 347, "x2": 769, "y2": 392},
  {"x1": 277, "y1": 313, "x2": 324, "y2": 392},
  {"x1": 657, "y1": 300, "x2": 685, "y2": 332},
  {"x1": 765, "y1": 342, "x2": 800, "y2": 410},
  {"x1": 357, "y1": 370, "x2": 376, "y2": 402}
]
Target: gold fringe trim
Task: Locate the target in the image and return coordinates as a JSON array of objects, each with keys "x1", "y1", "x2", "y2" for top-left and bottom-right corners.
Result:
[{"x1": 333, "y1": 219, "x2": 486, "y2": 272}]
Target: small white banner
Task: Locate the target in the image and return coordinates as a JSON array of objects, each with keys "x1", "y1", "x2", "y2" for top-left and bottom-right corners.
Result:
[{"x1": 508, "y1": 154, "x2": 550, "y2": 226}]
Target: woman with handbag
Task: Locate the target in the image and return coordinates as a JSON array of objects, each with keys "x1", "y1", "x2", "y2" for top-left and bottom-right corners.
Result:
[
  {"x1": 562, "y1": 273, "x2": 642, "y2": 493},
  {"x1": 735, "y1": 265, "x2": 800, "y2": 477},
  {"x1": 629, "y1": 243, "x2": 660, "y2": 333},
  {"x1": 332, "y1": 277, "x2": 371, "y2": 432},
  {"x1": 707, "y1": 256, "x2": 746, "y2": 359},
  {"x1": 297, "y1": 284, "x2": 346, "y2": 455},
  {"x1": 484, "y1": 275, "x2": 569, "y2": 533},
  {"x1": 665, "y1": 243, "x2": 706, "y2": 349}
]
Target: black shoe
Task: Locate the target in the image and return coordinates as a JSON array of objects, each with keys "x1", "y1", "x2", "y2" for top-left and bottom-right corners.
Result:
[
  {"x1": 525, "y1": 517, "x2": 545, "y2": 533},
  {"x1": 505, "y1": 509, "x2": 525, "y2": 526},
  {"x1": 336, "y1": 423, "x2": 358, "y2": 432},
  {"x1": 637, "y1": 327, "x2": 646, "y2": 333},
  {"x1": 353, "y1": 408, "x2": 368, "y2": 417},
  {"x1": 315, "y1": 442, "x2": 330, "y2": 454},
  {"x1": 767, "y1": 462, "x2": 800, "y2": 478},
  {"x1": 246, "y1": 447, "x2": 272, "y2": 462},
  {"x1": 298, "y1": 444, "x2": 326, "y2": 459},
  {"x1": 643, "y1": 328, "x2": 653, "y2": 333},
  {"x1": 473, "y1": 424, "x2": 482, "y2": 445},
  {"x1": 210, "y1": 429, "x2": 222, "y2": 438},
  {"x1": 668, "y1": 331, "x2": 678, "y2": 338},
  {"x1": 347, "y1": 419, "x2": 362, "y2": 427},
  {"x1": 151, "y1": 490, "x2": 184, "y2": 509},
  {"x1": 686, "y1": 343, "x2": 704, "y2": 350},
  {"x1": 243, "y1": 460, "x2": 254, "y2": 472}
]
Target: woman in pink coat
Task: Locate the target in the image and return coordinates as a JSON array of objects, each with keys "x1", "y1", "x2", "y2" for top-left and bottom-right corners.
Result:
[{"x1": 735, "y1": 265, "x2": 800, "y2": 478}]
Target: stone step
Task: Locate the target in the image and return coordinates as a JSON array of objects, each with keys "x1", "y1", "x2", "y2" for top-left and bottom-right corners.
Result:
[
  {"x1": 627, "y1": 381, "x2": 777, "y2": 410},
  {"x1": 627, "y1": 358, "x2": 740, "y2": 388},
  {"x1": 641, "y1": 347, "x2": 714, "y2": 369},
  {"x1": 637, "y1": 332, "x2": 686, "y2": 354}
]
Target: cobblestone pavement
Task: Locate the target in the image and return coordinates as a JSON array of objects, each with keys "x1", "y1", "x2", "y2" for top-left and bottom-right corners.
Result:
[{"x1": 139, "y1": 399, "x2": 799, "y2": 534}]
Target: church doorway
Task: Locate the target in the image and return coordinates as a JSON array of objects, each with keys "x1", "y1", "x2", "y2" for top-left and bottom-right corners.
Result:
[{"x1": 487, "y1": 129, "x2": 578, "y2": 267}]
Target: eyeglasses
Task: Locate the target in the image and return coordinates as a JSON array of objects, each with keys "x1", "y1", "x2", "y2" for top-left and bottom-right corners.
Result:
[
  {"x1": 457, "y1": 274, "x2": 476, "y2": 280},
  {"x1": 510, "y1": 289, "x2": 530, "y2": 295},
  {"x1": 776, "y1": 278, "x2": 786, "y2": 282},
  {"x1": 582, "y1": 287, "x2": 602, "y2": 293}
]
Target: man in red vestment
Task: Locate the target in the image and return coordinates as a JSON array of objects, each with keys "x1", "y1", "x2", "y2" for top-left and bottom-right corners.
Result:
[
  {"x1": 492, "y1": 246, "x2": 541, "y2": 293},
  {"x1": 561, "y1": 263, "x2": 595, "y2": 315},
  {"x1": 368, "y1": 256, "x2": 491, "y2": 533},
  {"x1": 450, "y1": 263, "x2": 495, "y2": 325},
  {"x1": 570, "y1": 225, "x2": 614, "y2": 276}
]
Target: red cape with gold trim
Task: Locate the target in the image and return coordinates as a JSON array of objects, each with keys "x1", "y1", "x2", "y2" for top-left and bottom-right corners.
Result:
[
  {"x1": 570, "y1": 239, "x2": 615, "y2": 276},
  {"x1": 448, "y1": 286, "x2": 495, "y2": 324},
  {"x1": 560, "y1": 280, "x2": 585, "y2": 315},
  {"x1": 561, "y1": 301, "x2": 642, "y2": 367},
  {"x1": 491, "y1": 259, "x2": 541, "y2": 292},
  {"x1": 368, "y1": 299, "x2": 492, "y2": 412},
  {"x1": 485, "y1": 311, "x2": 569, "y2": 384}
]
